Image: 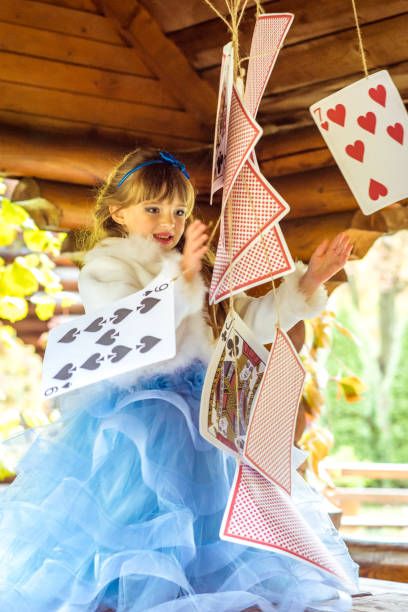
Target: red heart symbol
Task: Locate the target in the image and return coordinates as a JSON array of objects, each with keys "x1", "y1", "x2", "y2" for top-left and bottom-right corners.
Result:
[
  {"x1": 387, "y1": 122, "x2": 404, "y2": 145},
  {"x1": 345, "y1": 140, "x2": 364, "y2": 162},
  {"x1": 327, "y1": 104, "x2": 346, "y2": 127},
  {"x1": 357, "y1": 112, "x2": 376, "y2": 134},
  {"x1": 369, "y1": 178, "x2": 388, "y2": 201},
  {"x1": 368, "y1": 84, "x2": 386, "y2": 107},
  {"x1": 321, "y1": 121, "x2": 329, "y2": 131}
]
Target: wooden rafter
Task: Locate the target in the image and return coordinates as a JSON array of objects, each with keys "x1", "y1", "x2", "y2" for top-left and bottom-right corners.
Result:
[{"x1": 95, "y1": 0, "x2": 217, "y2": 130}]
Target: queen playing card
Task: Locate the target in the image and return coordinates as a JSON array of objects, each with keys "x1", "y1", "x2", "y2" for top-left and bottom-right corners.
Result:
[
  {"x1": 41, "y1": 275, "x2": 175, "y2": 399},
  {"x1": 200, "y1": 313, "x2": 269, "y2": 457},
  {"x1": 310, "y1": 70, "x2": 408, "y2": 215}
]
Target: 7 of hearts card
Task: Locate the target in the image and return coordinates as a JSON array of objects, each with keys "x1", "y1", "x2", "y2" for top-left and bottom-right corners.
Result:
[
  {"x1": 200, "y1": 312, "x2": 269, "y2": 457},
  {"x1": 310, "y1": 70, "x2": 408, "y2": 215},
  {"x1": 41, "y1": 275, "x2": 175, "y2": 399}
]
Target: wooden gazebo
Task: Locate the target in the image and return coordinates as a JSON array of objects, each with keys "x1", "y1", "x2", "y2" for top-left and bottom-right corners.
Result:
[{"x1": 1, "y1": 0, "x2": 408, "y2": 606}]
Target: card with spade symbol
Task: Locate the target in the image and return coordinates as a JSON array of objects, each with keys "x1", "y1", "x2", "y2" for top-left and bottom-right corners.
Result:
[
  {"x1": 41, "y1": 275, "x2": 175, "y2": 399},
  {"x1": 211, "y1": 41, "x2": 234, "y2": 199},
  {"x1": 310, "y1": 70, "x2": 408, "y2": 215},
  {"x1": 200, "y1": 312, "x2": 269, "y2": 457}
]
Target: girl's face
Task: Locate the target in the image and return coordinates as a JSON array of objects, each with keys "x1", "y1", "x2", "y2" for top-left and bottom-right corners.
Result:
[{"x1": 110, "y1": 197, "x2": 187, "y2": 250}]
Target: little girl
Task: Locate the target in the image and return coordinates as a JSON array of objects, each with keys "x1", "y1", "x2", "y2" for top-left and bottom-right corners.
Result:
[{"x1": 0, "y1": 148, "x2": 357, "y2": 612}]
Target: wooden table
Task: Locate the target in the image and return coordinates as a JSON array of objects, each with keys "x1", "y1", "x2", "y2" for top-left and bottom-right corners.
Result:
[{"x1": 352, "y1": 578, "x2": 408, "y2": 610}]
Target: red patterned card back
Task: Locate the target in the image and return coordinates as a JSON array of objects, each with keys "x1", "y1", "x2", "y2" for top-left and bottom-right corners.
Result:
[
  {"x1": 223, "y1": 85, "x2": 262, "y2": 205},
  {"x1": 212, "y1": 224, "x2": 294, "y2": 304},
  {"x1": 244, "y1": 329, "x2": 306, "y2": 494},
  {"x1": 224, "y1": 159, "x2": 289, "y2": 260},
  {"x1": 245, "y1": 14, "x2": 294, "y2": 119},
  {"x1": 221, "y1": 463, "x2": 353, "y2": 589}
]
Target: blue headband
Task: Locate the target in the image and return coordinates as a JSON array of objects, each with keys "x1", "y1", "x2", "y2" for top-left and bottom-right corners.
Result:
[{"x1": 117, "y1": 151, "x2": 190, "y2": 188}]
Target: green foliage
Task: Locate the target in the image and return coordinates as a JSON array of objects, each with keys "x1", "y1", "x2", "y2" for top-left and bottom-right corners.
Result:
[
  {"x1": 323, "y1": 305, "x2": 383, "y2": 463},
  {"x1": 388, "y1": 318, "x2": 408, "y2": 463}
]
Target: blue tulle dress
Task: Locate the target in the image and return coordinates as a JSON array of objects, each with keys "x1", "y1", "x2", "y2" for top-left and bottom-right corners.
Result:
[{"x1": 0, "y1": 360, "x2": 358, "y2": 612}]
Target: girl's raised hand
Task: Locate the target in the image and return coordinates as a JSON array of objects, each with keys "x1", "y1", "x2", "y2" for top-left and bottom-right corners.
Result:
[
  {"x1": 299, "y1": 232, "x2": 353, "y2": 297},
  {"x1": 181, "y1": 220, "x2": 208, "y2": 283}
]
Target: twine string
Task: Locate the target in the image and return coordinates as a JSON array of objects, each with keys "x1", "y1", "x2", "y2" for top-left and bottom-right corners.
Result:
[
  {"x1": 239, "y1": 44, "x2": 283, "y2": 65},
  {"x1": 350, "y1": 0, "x2": 369, "y2": 77},
  {"x1": 255, "y1": 0, "x2": 264, "y2": 18},
  {"x1": 202, "y1": 0, "x2": 233, "y2": 32},
  {"x1": 226, "y1": 194, "x2": 242, "y2": 460}
]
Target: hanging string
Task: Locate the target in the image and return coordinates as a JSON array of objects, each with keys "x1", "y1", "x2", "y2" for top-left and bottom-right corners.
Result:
[
  {"x1": 350, "y1": 0, "x2": 369, "y2": 78},
  {"x1": 239, "y1": 44, "x2": 283, "y2": 66},
  {"x1": 237, "y1": 0, "x2": 250, "y2": 29},
  {"x1": 254, "y1": 0, "x2": 264, "y2": 18},
  {"x1": 226, "y1": 194, "x2": 242, "y2": 460},
  {"x1": 202, "y1": 0, "x2": 233, "y2": 32}
]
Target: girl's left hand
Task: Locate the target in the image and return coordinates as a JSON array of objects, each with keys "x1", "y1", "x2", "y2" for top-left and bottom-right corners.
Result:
[{"x1": 299, "y1": 232, "x2": 353, "y2": 297}]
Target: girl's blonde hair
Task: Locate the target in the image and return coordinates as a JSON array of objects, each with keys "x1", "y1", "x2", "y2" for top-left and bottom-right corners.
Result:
[
  {"x1": 82, "y1": 147, "x2": 226, "y2": 338},
  {"x1": 84, "y1": 147, "x2": 195, "y2": 251}
]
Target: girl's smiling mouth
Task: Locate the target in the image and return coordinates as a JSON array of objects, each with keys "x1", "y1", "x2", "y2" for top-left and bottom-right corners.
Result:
[{"x1": 153, "y1": 233, "x2": 173, "y2": 245}]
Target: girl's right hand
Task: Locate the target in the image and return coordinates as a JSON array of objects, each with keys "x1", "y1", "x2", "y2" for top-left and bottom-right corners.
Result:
[{"x1": 181, "y1": 220, "x2": 208, "y2": 283}]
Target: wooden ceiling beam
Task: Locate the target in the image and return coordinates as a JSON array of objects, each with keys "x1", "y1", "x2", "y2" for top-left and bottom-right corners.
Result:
[
  {"x1": 175, "y1": 2, "x2": 408, "y2": 72},
  {"x1": 0, "y1": 125, "x2": 124, "y2": 186},
  {"x1": 0, "y1": 0, "x2": 121, "y2": 44},
  {"x1": 201, "y1": 13, "x2": 408, "y2": 96},
  {"x1": 0, "y1": 81, "x2": 207, "y2": 141},
  {"x1": 0, "y1": 51, "x2": 181, "y2": 110},
  {"x1": 96, "y1": 0, "x2": 217, "y2": 129},
  {"x1": 0, "y1": 112, "x2": 207, "y2": 153},
  {"x1": 0, "y1": 20, "x2": 151, "y2": 77}
]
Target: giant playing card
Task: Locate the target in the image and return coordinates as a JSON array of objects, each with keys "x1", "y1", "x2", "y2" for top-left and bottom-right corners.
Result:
[
  {"x1": 223, "y1": 84, "x2": 263, "y2": 206},
  {"x1": 223, "y1": 158, "x2": 290, "y2": 260},
  {"x1": 41, "y1": 275, "x2": 175, "y2": 398},
  {"x1": 221, "y1": 463, "x2": 353, "y2": 588},
  {"x1": 244, "y1": 328, "x2": 306, "y2": 495},
  {"x1": 245, "y1": 13, "x2": 294, "y2": 119},
  {"x1": 200, "y1": 312, "x2": 269, "y2": 457},
  {"x1": 211, "y1": 223, "x2": 294, "y2": 304},
  {"x1": 211, "y1": 42, "x2": 234, "y2": 197},
  {"x1": 310, "y1": 70, "x2": 408, "y2": 215}
]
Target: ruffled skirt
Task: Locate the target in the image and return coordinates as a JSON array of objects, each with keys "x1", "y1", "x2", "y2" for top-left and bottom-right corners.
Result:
[{"x1": 0, "y1": 361, "x2": 358, "y2": 611}]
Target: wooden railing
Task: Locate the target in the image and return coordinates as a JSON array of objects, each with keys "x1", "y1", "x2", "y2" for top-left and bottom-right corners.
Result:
[
  {"x1": 322, "y1": 460, "x2": 408, "y2": 519},
  {"x1": 321, "y1": 460, "x2": 408, "y2": 582}
]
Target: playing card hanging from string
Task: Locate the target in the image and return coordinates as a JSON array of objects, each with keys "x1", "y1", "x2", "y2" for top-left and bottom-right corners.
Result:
[
  {"x1": 244, "y1": 13, "x2": 294, "y2": 119},
  {"x1": 210, "y1": 222, "x2": 294, "y2": 304},
  {"x1": 220, "y1": 463, "x2": 353, "y2": 589},
  {"x1": 223, "y1": 158, "x2": 289, "y2": 260},
  {"x1": 310, "y1": 70, "x2": 408, "y2": 215},
  {"x1": 244, "y1": 328, "x2": 306, "y2": 495},
  {"x1": 211, "y1": 42, "x2": 234, "y2": 198},
  {"x1": 200, "y1": 312, "x2": 269, "y2": 457},
  {"x1": 41, "y1": 275, "x2": 175, "y2": 399},
  {"x1": 222, "y1": 84, "x2": 263, "y2": 206},
  {"x1": 209, "y1": 158, "x2": 294, "y2": 303}
]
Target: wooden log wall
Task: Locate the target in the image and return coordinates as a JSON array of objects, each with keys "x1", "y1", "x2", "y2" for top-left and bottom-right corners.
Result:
[{"x1": 0, "y1": 0, "x2": 408, "y2": 346}]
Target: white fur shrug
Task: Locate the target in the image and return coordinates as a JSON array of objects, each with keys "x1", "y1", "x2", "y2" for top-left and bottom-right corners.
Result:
[{"x1": 78, "y1": 235, "x2": 327, "y2": 376}]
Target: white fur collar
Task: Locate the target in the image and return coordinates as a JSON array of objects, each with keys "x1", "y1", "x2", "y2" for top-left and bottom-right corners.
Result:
[{"x1": 84, "y1": 234, "x2": 182, "y2": 272}]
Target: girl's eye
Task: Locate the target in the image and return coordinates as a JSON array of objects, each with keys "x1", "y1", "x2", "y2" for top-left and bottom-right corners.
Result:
[
  {"x1": 145, "y1": 207, "x2": 160, "y2": 214},
  {"x1": 175, "y1": 209, "x2": 186, "y2": 217}
]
